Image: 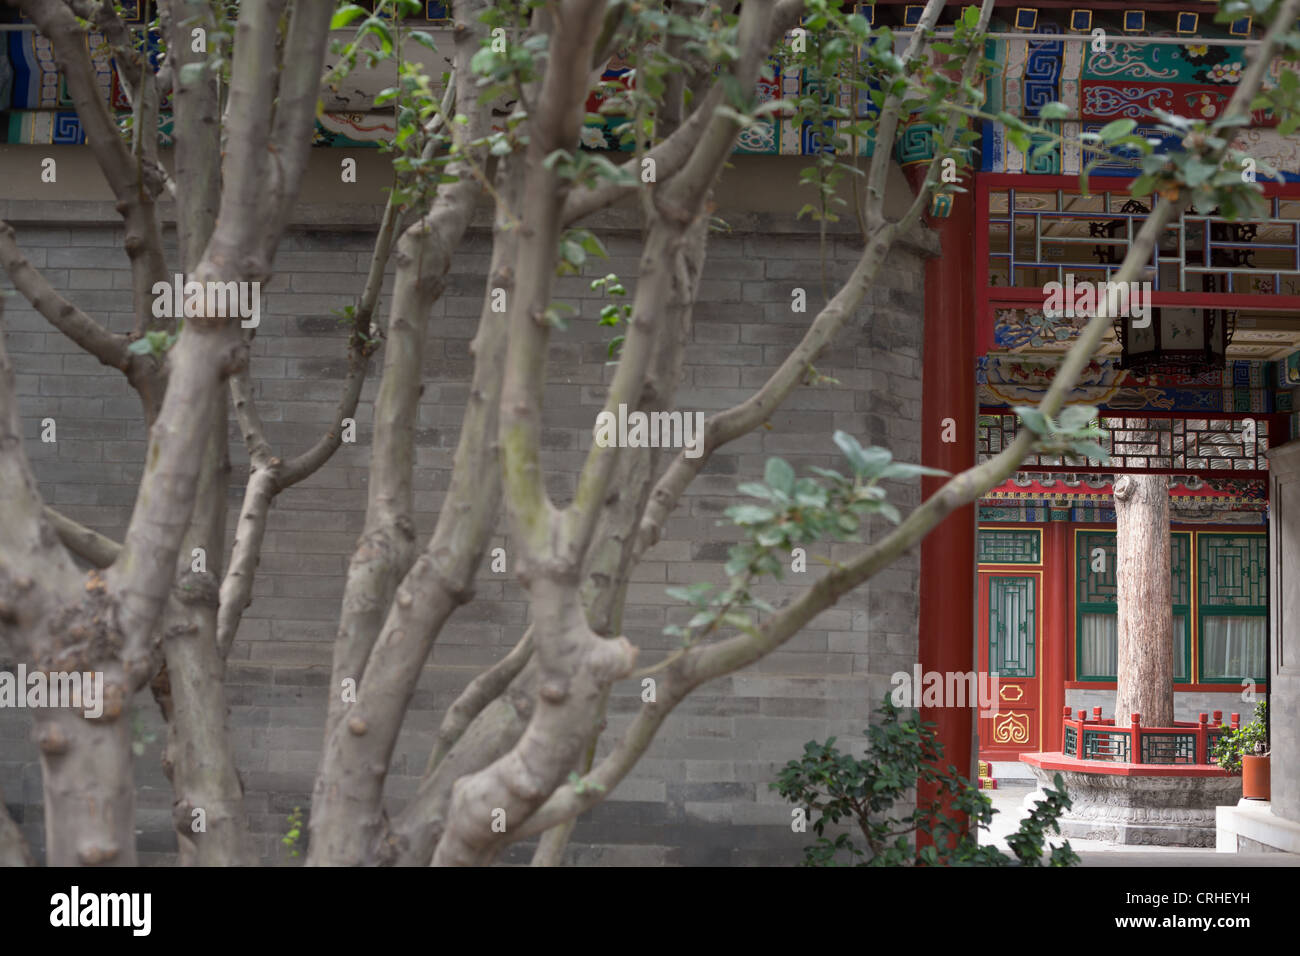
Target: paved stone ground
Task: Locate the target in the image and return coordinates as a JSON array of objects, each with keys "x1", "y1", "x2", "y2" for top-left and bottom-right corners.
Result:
[{"x1": 980, "y1": 784, "x2": 1300, "y2": 866}]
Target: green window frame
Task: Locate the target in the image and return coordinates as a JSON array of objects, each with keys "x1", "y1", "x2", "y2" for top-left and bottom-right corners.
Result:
[
  {"x1": 989, "y1": 575, "x2": 1036, "y2": 678},
  {"x1": 978, "y1": 528, "x2": 1042, "y2": 564},
  {"x1": 1075, "y1": 531, "x2": 1191, "y2": 682},
  {"x1": 1196, "y1": 532, "x2": 1268, "y2": 684}
]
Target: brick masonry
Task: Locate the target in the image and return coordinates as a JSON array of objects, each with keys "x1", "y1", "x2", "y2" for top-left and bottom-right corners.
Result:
[{"x1": 0, "y1": 215, "x2": 930, "y2": 865}]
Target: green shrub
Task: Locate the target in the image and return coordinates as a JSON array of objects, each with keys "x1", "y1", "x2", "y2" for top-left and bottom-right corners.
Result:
[
  {"x1": 1213, "y1": 701, "x2": 1268, "y2": 774},
  {"x1": 771, "y1": 696, "x2": 1080, "y2": 867}
]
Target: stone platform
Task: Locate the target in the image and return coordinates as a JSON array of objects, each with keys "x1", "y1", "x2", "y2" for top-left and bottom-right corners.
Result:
[{"x1": 1021, "y1": 752, "x2": 1243, "y2": 848}]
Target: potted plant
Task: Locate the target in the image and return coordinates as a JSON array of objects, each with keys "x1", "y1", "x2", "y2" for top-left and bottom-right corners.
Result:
[{"x1": 1213, "y1": 702, "x2": 1269, "y2": 799}]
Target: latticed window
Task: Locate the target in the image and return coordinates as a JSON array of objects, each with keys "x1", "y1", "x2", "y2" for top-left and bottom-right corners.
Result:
[
  {"x1": 977, "y1": 413, "x2": 1270, "y2": 472},
  {"x1": 984, "y1": 187, "x2": 1300, "y2": 298},
  {"x1": 977, "y1": 528, "x2": 1041, "y2": 564},
  {"x1": 1075, "y1": 531, "x2": 1191, "y2": 682},
  {"x1": 989, "y1": 576, "x2": 1036, "y2": 678},
  {"x1": 1198, "y1": 533, "x2": 1268, "y2": 683}
]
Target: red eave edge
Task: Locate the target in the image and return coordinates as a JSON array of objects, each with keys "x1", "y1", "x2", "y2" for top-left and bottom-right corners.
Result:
[{"x1": 1021, "y1": 751, "x2": 1232, "y2": 777}]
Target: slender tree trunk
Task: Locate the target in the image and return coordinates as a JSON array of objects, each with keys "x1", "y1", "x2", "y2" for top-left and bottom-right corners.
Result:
[
  {"x1": 158, "y1": 398, "x2": 250, "y2": 865},
  {"x1": 1113, "y1": 473, "x2": 1174, "y2": 729}
]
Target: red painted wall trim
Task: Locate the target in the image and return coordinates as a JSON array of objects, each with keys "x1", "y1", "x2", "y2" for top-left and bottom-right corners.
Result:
[
  {"x1": 1041, "y1": 523, "x2": 1069, "y2": 760},
  {"x1": 918, "y1": 182, "x2": 978, "y2": 848}
]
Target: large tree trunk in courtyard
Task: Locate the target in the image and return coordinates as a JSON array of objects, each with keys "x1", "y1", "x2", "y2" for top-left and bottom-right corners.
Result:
[{"x1": 1113, "y1": 474, "x2": 1174, "y2": 729}]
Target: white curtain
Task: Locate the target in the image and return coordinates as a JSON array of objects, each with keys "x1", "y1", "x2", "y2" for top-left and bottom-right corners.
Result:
[
  {"x1": 1201, "y1": 616, "x2": 1267, "y2": 681},
  {"x1": 1080, "y1": 614, "x2": 1117, "y2": 677},
  {"x1": 1173, "y1": 614, "x2": 1187, "y2": 682},
  {"x1": 1080, "y1": 613, "x2": 1188, "y2": 680}
]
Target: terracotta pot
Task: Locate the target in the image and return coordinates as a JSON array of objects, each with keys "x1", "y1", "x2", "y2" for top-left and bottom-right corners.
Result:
[{"x1": 1242, "y1": 755, "x2": 1270, "y2": 800}]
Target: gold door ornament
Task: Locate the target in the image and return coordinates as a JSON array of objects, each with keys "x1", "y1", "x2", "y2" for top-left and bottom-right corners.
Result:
[{"x1": 993, "y1": 711, "x2": 1030, "y2": 744}]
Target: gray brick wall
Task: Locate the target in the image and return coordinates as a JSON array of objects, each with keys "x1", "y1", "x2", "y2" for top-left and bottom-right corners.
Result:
[{"x1": 0, "y1": 216, "x2": 928, "y2": 866}]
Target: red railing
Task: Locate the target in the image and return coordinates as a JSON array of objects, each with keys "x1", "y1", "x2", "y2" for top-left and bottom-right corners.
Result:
[{"x1": 1060, "y1": 706, "x2": 1240, "y2": 765}]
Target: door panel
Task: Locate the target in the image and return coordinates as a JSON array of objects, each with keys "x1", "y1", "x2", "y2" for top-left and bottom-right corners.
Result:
[{"x1": 978, "y1": 572, "x2": 1042, "y2": 757}]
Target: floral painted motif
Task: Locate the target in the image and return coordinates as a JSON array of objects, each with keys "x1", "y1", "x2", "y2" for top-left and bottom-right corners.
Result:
[{"x1": 1208, "y1": 61, "x2": 1245, "y2": 84}]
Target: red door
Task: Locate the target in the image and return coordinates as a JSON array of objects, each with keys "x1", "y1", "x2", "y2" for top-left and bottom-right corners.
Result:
[{"x1": 978, "y1": 570, "x2": 1043, "y2": 759}]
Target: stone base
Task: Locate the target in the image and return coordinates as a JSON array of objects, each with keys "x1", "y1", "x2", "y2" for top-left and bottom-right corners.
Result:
[
  {"x1": 1217, "y1": 800, "x2": 1300, "y2": 854},
  {"x1": 1023, "y1": 760, "x2": 1242, "y2": 848}
]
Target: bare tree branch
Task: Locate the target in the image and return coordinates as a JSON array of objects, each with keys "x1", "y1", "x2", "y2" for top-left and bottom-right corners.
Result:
[
  {"x1": 427, "y1": 628, "x2": 534, "y2": 776},
  {"x1": 42, "y1": 506, "x2": 122, "y2": 569},
  {"x1": 17, "y1": 0, "x2": 169, "y2": 334},
  {"x1": 164, "y1": 0, "x2": 223, "y2": 269},
  {"x1": 215, "y1": 187, "x2": 396, "y2": 659},
  {"x1": 202, "y1": 0, "x2": 284, "y2": 276},
  {"x1": 0, "y1": 222, "x2": 131, "y2": 371},
  {"x1": 260, "y1": 1, "x2": 336, "y2": 262}
]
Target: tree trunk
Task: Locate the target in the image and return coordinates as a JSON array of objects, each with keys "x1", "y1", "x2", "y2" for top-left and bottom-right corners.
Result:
[
  {"x1": 34, "y1": 703, "x2": 137, "y2": 866},
  {"x1": 158, "y1": 397, "x2": 250, "y2": 865},
  {"x1": 1113, "y1": 473, "x2": 1174, "y2": 729}
]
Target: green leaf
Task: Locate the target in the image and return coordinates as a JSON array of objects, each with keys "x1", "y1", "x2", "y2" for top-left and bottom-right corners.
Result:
[
  {"x1": 1181, "y1": 157, "x2": 1219, "y2": 187},
  {"x1": 834, "y1": 431, "x2": 892, "y2": 478},
  {"x1": 876, "y1": 502, "x2": 901, "y2": 525},
  {"x1": 722, "y1": 611, "x2": 759, "y2": 635},
  {"x1": 330, "y1": 4, "x2": 368, "y2": 29},
  {"x1": 560, "y1": 239, "x2": 585, "y2": 267},
  {"x1": 1097, "y1": 119, "x2": 1137, "y2": 142},
  {"x1": 408, "y1": 30, "x2": 438, "y2": 53},
  {"x1": 1057, "y1": 405, "x2": 1098, "y2": 433},
  {"x1": 178, "y1": 61, "x2": 208, "y2": 85},
  {"x1": 577, "y1": 232, "x2": 607, "y2": 258},
  {"x1": 1068, "y1": 441, "x2": 1111, "y2": 463},
  {"x1": 360, "y1": 17, "x2": 394, "y2": 56},
  {"x1": 728, "y1": 504, "x2": 776, "y2": 525},
  {"x1": 542, "y1": 306, "x2": 570, "y2": 330},
  {"x1": 666, "y1": 582, "x2": 713, "y2": 605},
  {"x1": 764, "y1": 457, "x2": 796, "y2": 495},
  {"x1": 737, "y1": 481, "x2": 778, "y2": 501},
  {"x1": 878, "y1": 461, "x2": 950, "y2": 480},
  {"x1": 1036, "y1": 102, "x2": 1070, "y2": 120},
  {"x1": 1015, "y1": 406, "x2": 1050, "y2": 437}
]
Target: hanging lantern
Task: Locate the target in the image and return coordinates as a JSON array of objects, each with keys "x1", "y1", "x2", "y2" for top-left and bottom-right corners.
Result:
[{"x1": 1113, "y1": 306, "x2": 1236, "y2": 375}]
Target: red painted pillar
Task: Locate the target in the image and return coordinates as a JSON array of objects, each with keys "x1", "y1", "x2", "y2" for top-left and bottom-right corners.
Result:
[
  {"x1": 1042, "y1": 522, "x2": 1070, "y2": 756},
  {"x1": 916, "y1": 177, "x2": 977, "y2": 848}
]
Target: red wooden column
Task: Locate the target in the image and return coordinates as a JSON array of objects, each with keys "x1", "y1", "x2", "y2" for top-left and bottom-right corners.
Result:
[
  {"x1": 1041, "y1": 521, "x2": 1070, "y2": 755},
  {"x1": 916, "y1": 176, "x2": 977, "y2": 847}
]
